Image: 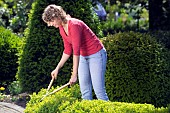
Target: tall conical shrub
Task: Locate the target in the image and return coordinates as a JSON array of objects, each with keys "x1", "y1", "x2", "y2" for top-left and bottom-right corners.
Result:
[{"x1": 17, "y1": 0, "x2": 101, "y2": 93}]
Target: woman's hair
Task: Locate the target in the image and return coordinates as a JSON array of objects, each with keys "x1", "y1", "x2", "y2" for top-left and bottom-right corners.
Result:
[{"x1": 42, "y1": 4, "x2": 67, "y2": 23}]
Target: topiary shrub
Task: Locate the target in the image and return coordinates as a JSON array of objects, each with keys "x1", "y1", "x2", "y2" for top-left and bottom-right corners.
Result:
[
  {"x1": 149, "y1": 31, "x2": 170, "y2": 73},
  {"x1": 101, "y1": 31, "x2": 170, "y2": 107},
  {"x1": 25, "y1": 84, "x2": 168, "y2": 113},
  {"x1": 17, "y1": 0, "x2": 102, "y2": 93},
  {"x1": 0, "y1": 26, "x2": 23, "y2": 87}
]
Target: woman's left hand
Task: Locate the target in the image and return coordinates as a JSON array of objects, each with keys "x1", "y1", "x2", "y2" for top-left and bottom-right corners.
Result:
[{"x1": 69, "y1": 75, "x2": 77, "y2": 85}]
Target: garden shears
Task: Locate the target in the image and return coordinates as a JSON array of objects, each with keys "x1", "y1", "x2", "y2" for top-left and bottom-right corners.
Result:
[{"x1": 40, "y1": 77, "x2": 70, "y2": 102}]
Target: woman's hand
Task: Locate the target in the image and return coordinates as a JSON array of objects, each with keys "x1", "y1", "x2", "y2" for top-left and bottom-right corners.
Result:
[
  {"x1": 51, "y1": 68, "x2": 59, "y2": 79},
  {"x1": 69, "y1": 75, "x2": 77, "y2": 85},
  {"x1": 69, "y1": 55, "x2": 79, "y2": 85}
]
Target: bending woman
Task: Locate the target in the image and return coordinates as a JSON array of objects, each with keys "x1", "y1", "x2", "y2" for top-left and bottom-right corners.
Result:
[{"x1": 42, "y1": 4, "x2": 109, "y2": 101}]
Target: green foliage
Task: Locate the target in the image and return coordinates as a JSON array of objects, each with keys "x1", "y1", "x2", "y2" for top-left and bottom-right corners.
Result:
[
  {"x1": 0, "y1": 0, "x2": 33, "y2": 36},
  {"x1": 149, "y1": 31, "x2": 170, "y2": 73},
  {"x1": 0, "y1": 26, "x2": 23, "y2": 86},
  {"x1": 64, "y1": 100, "x2": 168, "y2": 113},
  {"x1": 24, "y1": 84, "x2": 81, "y2": 113},
  {"x1": 8, "y1": 81, "x2": 22, "y2": 95},
  {"x1": 168, "y1": 104, "x2": 170, "y2": 113},
  {"x1": 17, "y1": 0, "x2": 102, "y2": 93},
  {"x1": 0, "y1": 93, "x2": 6, "y2": 100},
  {"x1": 25, "y1": 84, "x2": 168, "y2": 113},
  {"x1": 149, "y1": 30, "x2": 170, "y2": 85},
  {"x1": 101, "y1": 31, "x2": 170, "y2": 107},
  {"x1": 102, "y1": 1, "x2": 148, "y2": 36}
]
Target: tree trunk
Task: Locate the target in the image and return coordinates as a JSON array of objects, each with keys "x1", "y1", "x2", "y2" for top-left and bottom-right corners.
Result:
[
  {"x1": 149, "y1": 0, "x2": 170, "y2": 30},
  {"x1": 149, "y1": 0, "x2": 163, "y2": 30}
]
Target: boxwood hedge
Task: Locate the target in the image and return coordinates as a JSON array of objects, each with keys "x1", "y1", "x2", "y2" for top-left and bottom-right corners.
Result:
[
  {"x1": 101, "y1": 31, "x2": 170, "y2": 107},
  {"x1": 24, "y1": 84, "x2": 168, "y2": 113}
]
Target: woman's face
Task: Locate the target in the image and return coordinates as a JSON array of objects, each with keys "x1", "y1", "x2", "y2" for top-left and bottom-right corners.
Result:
[{"x1": 47, "y1": 18, "x2": 62, "y2": 28}]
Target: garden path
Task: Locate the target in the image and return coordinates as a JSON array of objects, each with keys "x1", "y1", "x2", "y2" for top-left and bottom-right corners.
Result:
[{"x1": 0, "y1": 102, "x2": 24, "y2": 113}]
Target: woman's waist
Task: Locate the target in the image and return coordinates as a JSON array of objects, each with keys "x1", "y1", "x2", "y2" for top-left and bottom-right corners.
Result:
[{"x1": 80, "y1": 44, "x2": 103, "y2": 56}]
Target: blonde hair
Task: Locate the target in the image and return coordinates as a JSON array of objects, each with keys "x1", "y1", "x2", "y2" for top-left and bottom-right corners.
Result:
[{"x1": 42, "y1": 4, "x2": 67, "y2": 23}]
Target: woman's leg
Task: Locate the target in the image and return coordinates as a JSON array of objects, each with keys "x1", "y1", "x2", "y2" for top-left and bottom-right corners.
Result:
[
  {"x1": 78, "y1": 55, "x2": 93, "y2": 100},
  {"x1": 88, "y1": 48, "x2": 109, "y2": 101}
]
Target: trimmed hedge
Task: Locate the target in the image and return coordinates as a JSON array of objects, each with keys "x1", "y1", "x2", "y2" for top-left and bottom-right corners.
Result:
[
  {"x1": 0, "y1": 26, "x2": 23, "y2": 86},
  {"x1": 17, "y1": 0, "x2": 101, "y2": 93},
  {"x1": 101, "y1": 31, "x2": 170, "y2": 107},
  {"x1": 64, "y1": 100, "x2": 168, "y2": 113},
  {"x1": 149, "y1": 30, "x2": 170, "y2": 76},
  {"x1": 24, "y1": 84, "x2": 81, "y2": 113},
  {"x1": 25, "y1": 84, "x2": 168, "y2": 113}
]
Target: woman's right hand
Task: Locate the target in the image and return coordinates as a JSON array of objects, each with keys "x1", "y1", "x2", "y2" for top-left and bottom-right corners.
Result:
[{"x1": 51, "y1": 68, "x2": 59, "y2": 79}]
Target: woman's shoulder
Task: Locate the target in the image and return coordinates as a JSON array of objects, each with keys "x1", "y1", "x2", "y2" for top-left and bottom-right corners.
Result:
[{"x1": 68, "y1": 17, "x2": 84, "y2": 25}]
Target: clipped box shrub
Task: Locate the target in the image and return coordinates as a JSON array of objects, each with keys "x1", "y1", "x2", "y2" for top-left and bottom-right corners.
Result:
[
  {"x1": 25, "y1": 84, "x2": 168, "y2": 113},
  {"x1": 149, "y1": 30, "x2": 170, "y2": 72},
  {"x1": 101, "y1": 31, "x2": 170, "y2": 107},
  {"x1": 17, "y1": 0, "x2": 102, "y2": 93},
  {"x1": 0, "y1": 26, "x2": 23, "y2": 86},
  {"x1": 64, "y1": 100, "x2": 168, "y2": 113}
]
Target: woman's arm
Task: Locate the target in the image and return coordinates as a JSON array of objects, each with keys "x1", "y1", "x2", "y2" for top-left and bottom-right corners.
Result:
[
  {"x1": 69, "y1": 55, "x2": 79, "y2": 85},
  {"x1": 72, "y1": 55, "x2": 79, "y2": 76},
  {"x1": 56, "y1": 53, "x2": 70, "y2": 70},
  {"x1": 51, "y1": 53, "x2": 70, "y2": 79}
]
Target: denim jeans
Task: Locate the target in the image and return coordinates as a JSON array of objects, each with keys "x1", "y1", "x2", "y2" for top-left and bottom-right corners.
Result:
[{"x1": 78, "y1": 48, "x2": 109, "y2": 101}]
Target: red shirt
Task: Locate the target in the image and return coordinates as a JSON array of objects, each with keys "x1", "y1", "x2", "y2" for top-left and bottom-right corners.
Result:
[{"x1": 59, "y1": 18, "x2": 103, "y2": 56}]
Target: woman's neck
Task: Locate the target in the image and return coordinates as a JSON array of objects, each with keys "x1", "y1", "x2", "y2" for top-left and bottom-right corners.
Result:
[
  {"x1": 61, "y1": 18, "x2": 69, "y2": 36},
  {"x1": 61, "y1": 17, "x2": 68, "y2": 27}
]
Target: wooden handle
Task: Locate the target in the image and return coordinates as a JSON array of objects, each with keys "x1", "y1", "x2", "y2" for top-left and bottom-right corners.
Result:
[
  {"x1": 47, "y1": 78, "x2": 54, "y2": 91},
  {"x1": 49, "y1": 82, "x2": 70, "y2": 95},
  {"x1": 40, "y1": 82, "x2": 70, "y2": 102}
]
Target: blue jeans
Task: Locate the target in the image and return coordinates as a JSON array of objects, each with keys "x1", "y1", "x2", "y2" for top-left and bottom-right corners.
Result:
[{"x1": 78, "y1": 48, "x2": 109, "y2": 101}]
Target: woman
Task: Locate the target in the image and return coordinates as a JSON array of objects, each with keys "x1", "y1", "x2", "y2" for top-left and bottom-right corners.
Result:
[{"x1": 42, "y1": 4, "x2": 109, "y2": 101}]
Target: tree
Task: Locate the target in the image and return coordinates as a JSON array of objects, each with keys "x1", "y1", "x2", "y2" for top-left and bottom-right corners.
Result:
[{"x1": 0, "y1": 0, "x2": 34, "y2": 36}]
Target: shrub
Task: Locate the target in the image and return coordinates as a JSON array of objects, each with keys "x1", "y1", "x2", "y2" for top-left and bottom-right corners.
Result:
[
  {"x1": 25, "y1": 84, "x2": 168, "y2": 113},
  {"x1": 101, "y1": 31, "x2": 170, "y2": 107},
  {"x1": 0, "y1": 26, "x2": 23, "y2": 86},
  {"x1": 24, "y1": 84, "x2": 81, "y2": 113},
  {"x1": 149, "y1": 31, "x2": 170, "y2": 73},
  {"x1": 17, "y1": 0, "x2": 101, "y2": 93},
  {"x1": 8, "y1": 81, "x2": 22, "y2": 95},
  {"x1": 64, "y1": 100, "x2": 168, "y2": 113}
]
